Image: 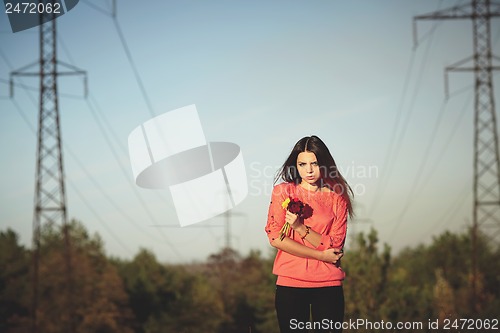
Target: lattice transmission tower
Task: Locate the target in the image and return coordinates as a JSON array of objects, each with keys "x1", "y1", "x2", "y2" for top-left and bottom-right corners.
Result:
[
  {"x1": 414, "y1": 0, "x2": 500, "y2": 312},
  {"x1": 10, "y1": 5, "x2": 86, "y2": 333}
]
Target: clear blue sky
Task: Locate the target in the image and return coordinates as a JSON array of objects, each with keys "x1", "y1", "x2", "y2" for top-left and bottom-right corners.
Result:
[{"x1": 1, "y1": 0, "x2": 499, "y2": 263}]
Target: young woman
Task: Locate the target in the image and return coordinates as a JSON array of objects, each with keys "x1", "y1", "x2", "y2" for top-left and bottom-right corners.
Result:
[{"x1": 264, "y1": 135, "x2": 354, "y2": 333}]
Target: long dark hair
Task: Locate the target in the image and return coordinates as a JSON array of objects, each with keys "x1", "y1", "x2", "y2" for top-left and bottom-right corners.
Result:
[{"x1": 274, "y1": 135, "x2": 354, "y2": 217}]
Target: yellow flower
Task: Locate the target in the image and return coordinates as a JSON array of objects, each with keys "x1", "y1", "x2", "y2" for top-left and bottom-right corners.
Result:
[{"x1": 281, "y1": 197, "x2": 290, "y2": 209}]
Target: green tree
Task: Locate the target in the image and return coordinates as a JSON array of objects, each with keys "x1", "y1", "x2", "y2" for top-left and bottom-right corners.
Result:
[
  {"x1": 380, "y1": 243, "x2": 434, "y2": 326},
  {"x1": 426, "y1": 229, "x2": 500, "y2": 318},
  {"x1": 2, "y1": 221, "x2": 498, "y2": 333},
  {"x1": 115, "y1": 248, "x2": 224, "y2": 333},
  {"x1": 203, "y1": 247, "x2": 279, "y2": 333},
  {"x1": 0, "y1": 229, "x2": 31, "y2": 333},
  {"x1": 6, "y1": 220, "x2": 134, "y2": 333},
  {"x1": 205, "y1": 247, "x2": 244, "y2": 333},
  {"x1": 342, "y1": 228, "x2": 391, "y2": 326},
  {"x1": 239, "y1": 249, "x2": 279, "y2": 333},
  {"x1": 114, "y1": 249, "x2": 174, "y2": 332}
]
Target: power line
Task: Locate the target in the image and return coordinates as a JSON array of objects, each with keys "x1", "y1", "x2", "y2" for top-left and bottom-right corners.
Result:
[
  {"x1": 9, "y1": 91, "x2": 177, "y2": 255},
  {"x1": 68, "y1": 179, "x2": 134, "y2": 255},
  {"x1": 388, "y1": 91, "x2": 473, "y2": 240},
  {"x1": 81, "y1": 0, "x2": 114, "y2": 17},
  {"x1": 367, "y1": 50, "x2": 416, "y2": 218},
  {"x1": 387, "y1": 17, "x2": 439, "y2": 183},
  {"x1": 388, "y1": 98, "x2": 450, "y2": 240},
  {"x1": 2, "y1": 77, "x2": 85, "y2": 99},
  {"x1": 84, "y1": 88, "x2": 184, "y2": 259},
  {"x1": 64, "y1": 139, "x2": 174, "y2": 244},
  {"x1": 57, "y1": 2, "x2": 227, "y2": 258},
  {"x1": 56, "y1": 26, "x2": 186, "y2": 259},
  {"x1": 112, "y1": 17, "x2": 157, "y2": 119},
  {"x1": 413, "y1": 91, "x2": 474, "y2": 198},
  {"x1": 368, "y1": 19, "x2": 440, "y2": 218},
  {"x1": 417, "y1": 180, "x2": 472, "y2": 244},
  {"x1": 8, "y1": 75, "x2": 184, "y2": 258},
  {"x1": 11, "y1": 103, "x2": 138, "y2": 256},
  {"x1": 75, "y1": 1, "x2": 229, "y2": 252},
  {"x1": 368, "y1": 0, "x2": 452, "y2": 220},
  {"x1": 104, "y1": 8, "x2": 232, "y2": 249}
]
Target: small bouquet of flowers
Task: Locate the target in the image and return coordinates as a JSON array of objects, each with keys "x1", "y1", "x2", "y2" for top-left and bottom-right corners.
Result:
[{"x1": 279, "y1": 197, "x2": 313, "y2": 240}]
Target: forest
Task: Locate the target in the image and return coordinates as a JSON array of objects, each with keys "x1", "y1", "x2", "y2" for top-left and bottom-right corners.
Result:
[{"x1": 1, "y1": 220, "x2": 499, "y2": 333}]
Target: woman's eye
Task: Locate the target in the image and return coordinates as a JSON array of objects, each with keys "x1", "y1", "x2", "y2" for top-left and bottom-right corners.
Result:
[{"x1": 298, "y1": 163, "x2": 305, "y2": 167}]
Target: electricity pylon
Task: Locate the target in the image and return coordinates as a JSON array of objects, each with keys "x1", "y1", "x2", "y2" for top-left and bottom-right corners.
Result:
[
  {"x1": 10, "y1": 6, "x2": 86, "y2": 332},
  {"x1": 414, "y1": 0, "x2": 500, "y2": 313}
]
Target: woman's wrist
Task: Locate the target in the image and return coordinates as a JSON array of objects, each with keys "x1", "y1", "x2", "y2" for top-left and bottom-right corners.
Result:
[
  {"x1": 300, "y1": 225, "x2": 311, "y2": 240},
  {"x1": 315, "y1": 249, "x2": 325, "y2": 261},
  {"x1": 293, "y1": 223, "x2": 307, "y2": 234}
]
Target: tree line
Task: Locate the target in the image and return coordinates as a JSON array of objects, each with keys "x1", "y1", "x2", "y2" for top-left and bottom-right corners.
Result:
[{"x1": 1, "y1": 219, "x2": 498, "y2": 333}]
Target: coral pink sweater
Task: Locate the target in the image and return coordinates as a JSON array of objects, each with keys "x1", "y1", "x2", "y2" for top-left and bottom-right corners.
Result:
[{"x1": 265, "y1": 182, "x2": 348, "y2": 287}]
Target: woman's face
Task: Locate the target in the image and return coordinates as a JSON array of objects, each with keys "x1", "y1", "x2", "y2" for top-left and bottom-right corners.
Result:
[{"x1": 297, "y1": 151, "x2": 321, "y2": 186}]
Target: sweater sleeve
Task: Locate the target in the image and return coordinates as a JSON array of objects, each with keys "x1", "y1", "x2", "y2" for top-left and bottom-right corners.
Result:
[
  {"x1": 316, "y1": 194, "x2": 348, "y2": 251},
  {"x1": 264, "y1": 184, "x2": 288, "y2": 244}
]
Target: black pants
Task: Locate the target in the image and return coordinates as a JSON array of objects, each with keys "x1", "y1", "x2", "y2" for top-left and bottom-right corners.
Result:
[{"x1": 275, "y1": 285, "x2": 344, "y2": 333}]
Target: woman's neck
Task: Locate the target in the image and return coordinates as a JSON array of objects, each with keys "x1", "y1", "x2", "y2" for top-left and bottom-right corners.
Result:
[{"x1": 299, "y1": 181, "x2": 320, "y2": 192}]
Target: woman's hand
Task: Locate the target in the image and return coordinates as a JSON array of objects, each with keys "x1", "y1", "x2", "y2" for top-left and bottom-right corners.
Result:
[
  {"x1": 285, "y1": 211, "x2": 302, "y2": 230},
  {"x1": 319, "y1": 248, "x2": 344, "y2": 265}
]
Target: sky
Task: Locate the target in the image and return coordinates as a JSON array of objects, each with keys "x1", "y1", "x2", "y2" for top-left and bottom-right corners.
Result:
[{"x1": 1, "y1": 0, "x2": 499, "y2": 263}]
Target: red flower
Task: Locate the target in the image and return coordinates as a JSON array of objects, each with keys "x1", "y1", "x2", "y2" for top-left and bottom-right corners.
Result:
[
  {"x1": 301, "y1": 204, "x2": 313, "y2": 219},
  {"x1": 287, "y1": 198, "x2": 304, "y2": 215},
  {"x1": 280, "y1": 197, "x2": 314, "y2": 240}
]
